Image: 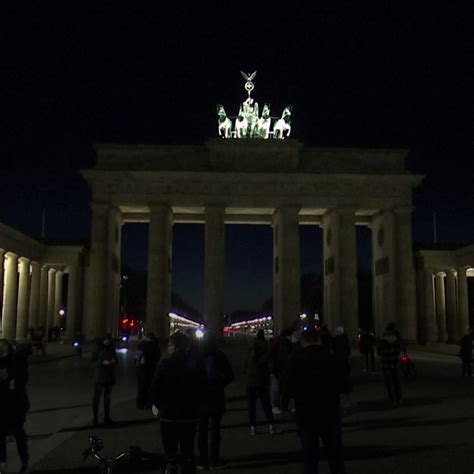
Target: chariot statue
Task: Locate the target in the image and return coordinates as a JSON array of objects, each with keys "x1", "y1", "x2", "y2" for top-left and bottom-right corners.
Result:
[{"x1": 216, "y1": 71, "x2": 293, "y2": 140}]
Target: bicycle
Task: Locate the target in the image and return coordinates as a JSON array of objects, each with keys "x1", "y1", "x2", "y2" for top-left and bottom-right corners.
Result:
[{"x1": 83, "y1": 435, "x2": 162, "y2": 473}]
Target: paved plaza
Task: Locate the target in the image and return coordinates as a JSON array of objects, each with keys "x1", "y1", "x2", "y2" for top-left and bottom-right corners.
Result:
[{"x1": 4, "y1": 341, "x2": 474, "y2": 473}]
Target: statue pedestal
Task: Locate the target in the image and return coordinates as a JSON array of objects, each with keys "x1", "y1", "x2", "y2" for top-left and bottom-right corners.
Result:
[{"x1": 206, "y1": 138, "x2": 302, "y2": 173}]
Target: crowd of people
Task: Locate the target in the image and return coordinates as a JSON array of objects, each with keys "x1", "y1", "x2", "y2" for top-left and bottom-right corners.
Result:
[
  {"x1": 88, "y1": 319, "x2": 407, "y2": 474},
  {"x1": 2, "y1": 318, "x2": 473, "y2": 474}
]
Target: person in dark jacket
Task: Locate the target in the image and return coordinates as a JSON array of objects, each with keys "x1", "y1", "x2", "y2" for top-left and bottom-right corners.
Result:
[
  {"x1": 268, "y1": 327, "x2": 294, "y2": 414},
  {"x1": 319, "y1": 323, "x2": 333, "y2": 351},
  {"x1": 377, "y1": 326, "x2": 402, "y2": 407},
  {"x1": 92, "y1": 334, "x2": 118, "y2": 426},
  {"x1": 245, "y1": 329, "x2": 276, "y2": 435},
  {"x1": 282, "y1": 329, "x2": 348, "y2": 474},
  {"x1": 151, "y1": 331, "x2": 207, "y2": 474},
  {"x1": 0, "y1": 339, "x2": 30, "y2": 473},
  {"x1": 459, "y1": 327, "x2": 473, "y2": 376},
  {"x1": 136, "y1": 332, "x2": 161, "y2": 409},
  {"x1": 197, "y1": 332, "x2": 234, "y2": 470},
  {"x1": 359, "y1": 329, "x2": 376, "y2": 373}
]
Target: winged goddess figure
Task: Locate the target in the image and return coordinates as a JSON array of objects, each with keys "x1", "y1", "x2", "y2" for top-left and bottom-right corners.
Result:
[
  {"x1": 241, "y1": 71, "x2": 257, "y2": 98},
  {"x1": 241, "y1": 71, "x2": 257, "y2": 82}
]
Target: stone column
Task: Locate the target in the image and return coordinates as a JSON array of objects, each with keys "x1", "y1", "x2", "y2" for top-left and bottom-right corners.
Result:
[
  {"x1": 0, "y1": 249, "x2": 5, "y2": 314},
  {"x1": 105, "y1": 207, "x2": 122, "y2": 336},
  {"x1": 16, "y1": 257, "x2": 31, "y2": 341},
  {"x1": 55, "y1": 270, "x2": 63, "y2": 318},
  {"x1": 273, "y1": 206, "x2": 301, "y2": 335},
  {"x1": 394, "y1": 208, "x2": 418, "y2": 342},
  {"x1": 66, "y1": 265, "x2": 78, "y2": 339},
  {"x1": 28, "y1": 262, "x2": 41, "y2": 329},
  {"x1": 370, "y1": 212, "x2": 396, "y2": 337},
  {"x1": 146, "y1": 204, "x2": 172, "y2": 338},
  {"x1": 457, "y1": 267, "x2": 469, "y2": 338},
  {"x1": 2, "y1": 252, "x2": 19, "y2": 341},
  {"x1": 84, "y1": 203, "x2": 110, "y2": 339},
  {"x1": 424, "y1": 269, "x2": 437, "y2": 343},
  {"x1": 445, "y1": 270, "x2": 458, "y2": 342},
  {"x1": 434, "y1": 273, "x2": 447, "y2": 342},
  {"x1": 323, "y1": 209, "x2": 358, "y2": 340},
  {"x1": 39, "y1": 266, "x2": 49, "y2": 328},
  {"x1": 204, "y1": 205, "x2": 225, "y2": 334},
  {"x1": 47, "y1": 268, "x2": 56, "y2": 329}
]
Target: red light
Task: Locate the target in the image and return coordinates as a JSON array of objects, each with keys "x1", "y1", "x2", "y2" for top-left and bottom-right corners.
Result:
[
  {"x1": 130, "y1": 321, "x2": 135, "y2": 327},
  {"x1": 401, "y1": 356, "x2": 408, "y2": 363}
]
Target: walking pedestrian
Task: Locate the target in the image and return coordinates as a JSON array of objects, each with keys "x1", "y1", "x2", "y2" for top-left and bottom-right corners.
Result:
[
  {"x1": 0, "y1": 339, "x2": 30, "y2": 473},
  {"x1": 136, "y1": 332, "x2": 161, "y2": 409},
  {"x1": 359, "y1": 329, "x2": 376, "y2": 373},
  {"x1": 245, "y1": 329, "x2": 277, "y2": 435},
  {"x1": 377, "y1": 325, "x2": 403, "y2": 407},
  {"x1": 459, "y1": 327, "x2": 472, "y2": 376},
  {"x1": 197, "y1": 332, "x2": 234, "y2": 471},
  {"x1": 282, "y1": 329, "x2": 348, "y2": 474},
  {"x1": 151, "y1": 331, "x2": 207, "y2": 474},
  {"x1": 92, "y1": 334, "x2": 118, "y2": 427}
]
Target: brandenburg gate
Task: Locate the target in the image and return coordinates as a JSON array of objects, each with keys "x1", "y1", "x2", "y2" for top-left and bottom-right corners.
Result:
[
  {"x1": 82, "y1": 140, "x2": 422, "y2": 341},
  {"x1": 82, "y1": 72, "x2": 422, "y2": 342}
]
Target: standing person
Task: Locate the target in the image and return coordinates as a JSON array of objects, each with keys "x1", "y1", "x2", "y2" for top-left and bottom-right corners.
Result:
[
  {"x1": 282, "y1": 330, "x2": 347, "y2": 474},
  {"x1": 151, "y1": 331, "x2": 207, "y2": 474},
  {"x1": 136, "y1": 332, "x2": 161, "y2": 409},
  {"x1": 377, "y1": 325, "x2": 403, "y2": 407},
  {"x1": 197, "y1": 332, "x2": 234, "y2": 471},
  {"x1": 459, "y1": 328, "x2": 473, "y2": 376},
  {"x1": 0, "y1": 339, "x2": 30, "y2": 473},
  {"x1": 319, "y1": 323, "x2": 332, "y2": 351},
  {"x1": 92, "y1": 334, "x2": 118, "y2": 427},
  {"x1": 268, "y1": 328, "x2": 293, "y2": 415},
  {"x1": 359, "y1": 329, "x2": 376, "y2": 373},
  {"x1": 332, "y1": 327, "x2": 354, "y2": 409},
  {"x1": 245, "y1": 329, "x2": 276, "y2": 435}
]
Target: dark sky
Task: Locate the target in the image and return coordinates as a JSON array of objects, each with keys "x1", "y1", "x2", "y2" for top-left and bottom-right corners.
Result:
[{"x1": 1, "y1": 3, "x2": 473, "y2": 314}]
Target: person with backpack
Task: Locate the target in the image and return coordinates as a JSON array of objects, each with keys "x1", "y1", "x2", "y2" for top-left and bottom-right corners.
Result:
[
  {"x1": 245, "y1": 330, "x2": 277, "y2": 435},
  {"x1": 197, "y1": 332, "x2": 234, "y2": 471},
  {"x1": 151, "y1": 331, "x2": 207, "y2": 474},
  {"x1": 136, "y1": 332, "x2": 161, "y2": 409},
  {"x1": 282, "y1": 329, "x2": 348, "y2": 474}
]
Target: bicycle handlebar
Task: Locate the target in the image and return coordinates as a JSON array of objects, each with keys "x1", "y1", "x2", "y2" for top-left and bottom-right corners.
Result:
[{"x1": 83, "y1": 436, "x2": 143, "y2": 466}]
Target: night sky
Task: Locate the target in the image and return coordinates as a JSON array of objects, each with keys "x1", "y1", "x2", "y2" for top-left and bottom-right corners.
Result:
[{"x1": 1, "y1": 4, "x2": 473, "y2": 314}]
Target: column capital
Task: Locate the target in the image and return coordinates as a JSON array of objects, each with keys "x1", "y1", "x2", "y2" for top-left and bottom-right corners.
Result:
[
  {"x1": 18, "y1": 256, "x2": 31, "y2": 265},
  {"x1": 205, "y1": 203, "x2": 225, "y2": 210},
  {"x1": 205, "y1": 205, "x2": 225, "y2": 217},
  {"x1": 148, "y1": 203, "x2": 172, "y2": 213},
  {"x1": 4, "y1": 251, "x2": 18, "y2": 261},
  {"x1": 322, "y1": 207, "x2": 356, "y2": 218},
  {"x1": 48, "y1": 267, "x2": 57, "y2": 275},
  {"x1": 30, "y1": 261, "x2": 41, "y2": 269}
]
